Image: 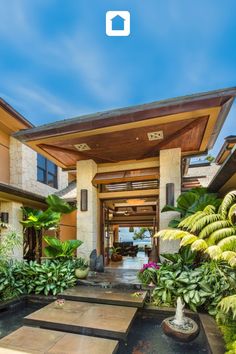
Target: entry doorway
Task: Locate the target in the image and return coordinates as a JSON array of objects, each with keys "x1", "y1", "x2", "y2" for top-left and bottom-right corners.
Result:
[{"x1": 100, "y1": 197, "x2": 159, "y2": 269}]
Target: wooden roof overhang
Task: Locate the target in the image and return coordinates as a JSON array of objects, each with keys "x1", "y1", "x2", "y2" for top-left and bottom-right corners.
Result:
[
  {"x1": 208, "y1": 145, "x2": 236, "y2": 192},
  {"x1": 13, "y1": 88, "x2": 236, "y2": 169},
  {"x1": 215, "y1": 135, "x2": 236, "y2": 164},
  {"x1": 0, "y1": 98, "x2": 33, "y2": 133},
  {"x1": 0, "y1": 182, "x2": 46, "y2": 208}
]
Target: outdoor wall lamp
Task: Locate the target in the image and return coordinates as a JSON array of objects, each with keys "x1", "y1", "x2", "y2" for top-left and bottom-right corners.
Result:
[
  {"x1": 0, "y1": 212, "x2": 9, "y2": 223},
  {"x1": 166, "y1": 183, "x2": 175, "y2": 206},
  {"x1": 80, "y1": 189, "x2": 88, "y2": 211}
]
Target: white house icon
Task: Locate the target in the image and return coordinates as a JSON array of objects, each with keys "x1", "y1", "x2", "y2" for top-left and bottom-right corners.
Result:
[{"x1": 106, "y1": 11, "x2": 131, "y2": 37}]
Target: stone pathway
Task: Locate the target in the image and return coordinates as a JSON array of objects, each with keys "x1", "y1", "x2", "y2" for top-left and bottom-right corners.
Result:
[
  {"x1": 59, "y1": 285, "x2": 147, "y2": 307},
  {"x1": 24, "y1": 300, "x2": 137, "y2": 340},
  {"x1": 0, "y1": 283, "x2": 147, "y2": 353},
  {"x1": 0, "y1": 326, "x2": 118, "y2": 354}
]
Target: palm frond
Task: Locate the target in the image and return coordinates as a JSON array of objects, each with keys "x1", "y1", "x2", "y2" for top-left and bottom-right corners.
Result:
[
  {"x1": 217, "y1": 235, "x2": 236, "y2": 252},
  {"x1": 198, "y1": 220, "x2": 232, "y2": 239},
  {"x1": 191, "y1": 239, "x2": 208, "y2": 251},
  {"x1": 207, "y1": 227, "x2": 236, "y2": 246},
  {"x1": 205, "y1": 245, "x2": 222, "y2": 260},
  {"x1": 190, "y1": 214, "x2": 223, "y2": 233},
  {"x1": 219, "y1": 190, "x2": 236, "y2": 219},
  {"x1": 218, "y1": 295, "x2": 236, "y2": 319},
  {"x1": 180, "y1": 234, "x2": 198, "y2": 247}
]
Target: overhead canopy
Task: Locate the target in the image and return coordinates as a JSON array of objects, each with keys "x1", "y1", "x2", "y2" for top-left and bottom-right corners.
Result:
[{"x1": 13, "y1": 87, "x2": 236, "y2": 168}]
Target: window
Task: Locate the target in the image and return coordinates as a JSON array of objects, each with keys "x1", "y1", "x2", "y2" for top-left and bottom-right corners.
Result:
[{"x1": 37, "y1": 154, "x2": 58, "y2": 189}]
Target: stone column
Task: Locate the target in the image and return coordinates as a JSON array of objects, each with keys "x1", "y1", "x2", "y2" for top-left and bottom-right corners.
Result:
[
  {"x1": 76, "y1": 160, "x2": 99, "y2": 259},
  {"x1": 159, "y1": 148, "x2": 181, "y2": 254},
  {"x1": 0, "y1": 201, "x2": 24, "y2": 260}
]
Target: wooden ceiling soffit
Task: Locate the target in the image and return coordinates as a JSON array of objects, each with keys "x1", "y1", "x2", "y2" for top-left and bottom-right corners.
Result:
[
  {"x1": 39, "y1": 144, "x2": 116, "y2": 166},
  {"x1": 92, "y1": 167, "x2": 159, "y2": 186},
  {"x1": 142, "y1": 117, "x2": 206, "y2": 158}
]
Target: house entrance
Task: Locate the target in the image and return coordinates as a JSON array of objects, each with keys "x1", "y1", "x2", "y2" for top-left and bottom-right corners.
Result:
[{"x1": 100, "y1": 197, "x2": 159, "y2": 269}]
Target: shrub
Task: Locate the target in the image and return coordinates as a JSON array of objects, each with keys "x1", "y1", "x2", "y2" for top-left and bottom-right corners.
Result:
[
  {"x1": 148, "y1": 260, "x2": 235, "y2": 313},
  {"x1": 19, "y1": 259, "x2": 77, "y2": 296}
]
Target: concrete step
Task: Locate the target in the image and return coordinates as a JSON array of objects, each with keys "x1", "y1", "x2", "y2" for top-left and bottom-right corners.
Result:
[
  {"x1": 59, "y1": 286, "x2": 147, "y2": 308},
  {"x1": 24, "y1": 300, "x2": 138, "y2": 341},
  {"x1": 0, "y1": 326, "x2": 118, "y2": 354}
]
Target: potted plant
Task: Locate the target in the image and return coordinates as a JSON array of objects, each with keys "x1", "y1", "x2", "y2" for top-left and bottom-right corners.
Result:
[
  {"x1": 110, "y1": 247, "x2": 122, "y2": 262},
  {"x1": 74, "y1": 257, "x2": 89, "y2": 279}
]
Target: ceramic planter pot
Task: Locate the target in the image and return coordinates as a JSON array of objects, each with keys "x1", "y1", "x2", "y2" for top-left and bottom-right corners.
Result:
[
  {"x1": 75, "y1": 268, "x2": 89, "y2": 279},
  {"x1": 111, "y1": 254, "x2": 123, "y2": 262}
]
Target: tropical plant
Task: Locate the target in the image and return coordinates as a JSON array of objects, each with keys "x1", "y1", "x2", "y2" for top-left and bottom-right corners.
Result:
[
  {"x1": 156, "y1": 191, "x2": 236, "y2": 267},
  {"x1": 161, "y1": 245, "x2": 197, "y2": 270},
  {"x1": 133, "y1": 227, "x2": 152, "y2": 240},
  {"x1": 161, "y1": 187, "x2": 221, "y2": 228},
  {"x1": 0, "y1": 225, "x2": 22, "y2": 264},
  {"x1": 21, "y1": 195, "x2": 76, "y2": 262},
  {"x1": 0, "y1": 261, "x2": 25, "y2": 301},
  {"x1": 137, "y1": 262, "x2": 160, "y2": 286},
  {"x1": 43, "y1": 236, "x2": 82, "y2": 258},
  {"x1": 45, "y1": 194, "x2": 76, "y2": 214},
  {"x1": 73, "y1": 257, "x2": 89, "y2": 270},
  {"x1": 18, "y1": 259, "x2": 77, "y2": 296},
  {"x1": 216, "y1": 295, "x2": 236, "y2": 354},
  {"x1": 151, "y1": 261, "x2": 235, "y2": 313}
]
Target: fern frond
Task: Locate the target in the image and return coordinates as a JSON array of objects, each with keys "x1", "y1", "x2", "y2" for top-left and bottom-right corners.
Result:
[
  {"x1": 179, "y1": 211, "x2": 207, "y2": 230},
  {"x1": 229, "y1": 256, "x2": 236, "y2": 267},
  {"x1": 203, "y1": 205, "x2": 216, "y2": 214},
  {"x1": 207, "y1": 227, "x2": 236, "y2": 246},
  {"x1": 219, "y1": 190, "x2": 236, "y2": 219},
  {"x1": 221, "y1": 251, "x2": 236, "y2": 262},
  {"x1": 191, "y1": 239, "x2": 208, "y2": 251},
  {"x1": 180, "y1": 234, "x2": 198, "y2": 247},
  {"x1": 156, "y1": 229, "x2": 190, "y2": 241},
  {"x1": 228, "y1": 204, "x2": 236, "y2": 225},
  {"x1": 198, "y1": 220, "x2": 232, "y2": 239},
  {"x1": 218, "y1": 295, "x2": 236, "y2": 319},
  {"x1": 218, "y1": 236, "x2": 236, "y2": 252},
  {"x1": 190, "y1": 214, "x2": 223, "y2": 233},
  {"x1": 205, "y1": 245, "x2": 222, "y2": 260}
]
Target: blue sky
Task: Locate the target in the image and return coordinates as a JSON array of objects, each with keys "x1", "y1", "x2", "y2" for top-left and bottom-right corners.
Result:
[{"x1": 0, "y1": 0, "x2": 235, "y2": 157}]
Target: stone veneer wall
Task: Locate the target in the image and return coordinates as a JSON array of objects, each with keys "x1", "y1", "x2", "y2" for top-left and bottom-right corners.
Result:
[
  {"x1": 159, "y1": 148, "x2": 181, "y2": 254},
  {"x1": 9, "y1": 137, "x2": 68, "y2": 197}
]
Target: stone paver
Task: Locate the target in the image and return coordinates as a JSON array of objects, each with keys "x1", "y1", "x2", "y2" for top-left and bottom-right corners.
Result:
[
  {"x1": 24, "y1": 300, "x2": 137, "y2": 340},
  {"x1": 59, "y1": 286, "x2": 147, "y2": 307},
  {"x1": 0, "y1": 326, "x2": 118, "y2": 354}
]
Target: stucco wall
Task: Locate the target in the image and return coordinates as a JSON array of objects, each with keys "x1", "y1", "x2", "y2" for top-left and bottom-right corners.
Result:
[{"x1": 9, "y1": 137, "x2": 68, "y2": 196}]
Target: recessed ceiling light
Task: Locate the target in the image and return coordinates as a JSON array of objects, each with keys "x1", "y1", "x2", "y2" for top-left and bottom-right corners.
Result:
[
  {"x1": 147, "y1": 131, "x2": 164, "y2": 141},
  {"x1": 74, "y1": 143, "x2": 91, "y2": 151}
]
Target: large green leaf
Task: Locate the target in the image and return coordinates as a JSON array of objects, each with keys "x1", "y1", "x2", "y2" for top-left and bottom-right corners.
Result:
[{"x1": 46, "y1": 195, "x2": 76, "y2": 214}]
